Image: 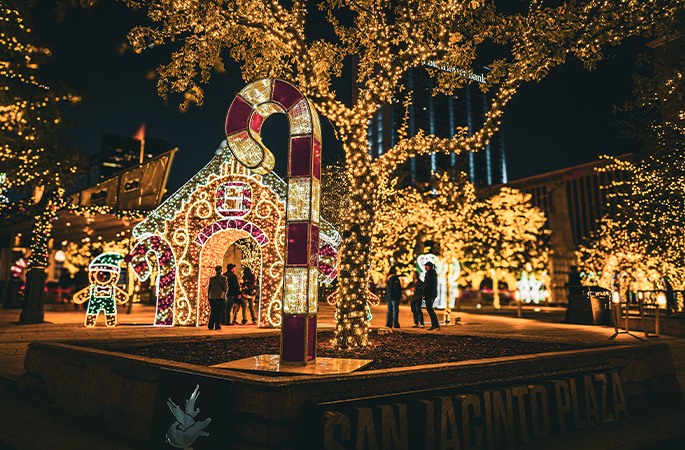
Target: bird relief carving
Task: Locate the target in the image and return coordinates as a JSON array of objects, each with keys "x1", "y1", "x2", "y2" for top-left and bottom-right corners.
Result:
[{"x1": 166, "y1": 385, "x2": 211, "y2": 449}]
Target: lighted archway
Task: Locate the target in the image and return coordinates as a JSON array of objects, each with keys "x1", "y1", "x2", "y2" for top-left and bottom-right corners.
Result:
[{"x1": 197, "y1": 228, "x2": 265, "y2": 324}]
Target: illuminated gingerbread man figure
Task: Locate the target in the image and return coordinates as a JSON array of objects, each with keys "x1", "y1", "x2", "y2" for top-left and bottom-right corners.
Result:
[{"x1": 73, "y1": 253, "x2": 129, "y2": 327}]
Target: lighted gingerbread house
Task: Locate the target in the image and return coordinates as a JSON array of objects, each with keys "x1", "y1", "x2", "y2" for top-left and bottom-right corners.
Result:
[{"x1": 128, "y1": 148, "x2": 339, "y2": 327}]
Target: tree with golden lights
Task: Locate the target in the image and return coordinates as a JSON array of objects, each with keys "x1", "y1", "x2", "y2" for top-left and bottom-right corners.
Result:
[
  {"x1": 370, "y1": 177, "x2": 430, "y2": 277},
  {"x1": 0, "y1": 1, "x2": 88, "y2": 268},
  {"x1": 579, "y1": 123, "x2": 685, "y2": 291},
  {"x1": 0, "y1": 1, "x2": 86, "y2": 194},
  {"x1": 461, "y1": 187, "x2": 549, "y2": 308},
  {"x1": 580, "y1": 24, "x2": 685, "y2": 292},
  {"x1": 119, "y1": 0, "x2": 681, "y2": 347},
  {"x1": 370, "y1": 169, "x2": 475, "y2": 280}
]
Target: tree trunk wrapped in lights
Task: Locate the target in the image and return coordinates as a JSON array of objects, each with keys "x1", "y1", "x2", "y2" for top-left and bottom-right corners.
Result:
[
  {"x1": 334, "y1": 145, "x2": 376, "y2": 347},
  {"x1": 119, "y1": 0, "x2": 681, "y2": 347}
]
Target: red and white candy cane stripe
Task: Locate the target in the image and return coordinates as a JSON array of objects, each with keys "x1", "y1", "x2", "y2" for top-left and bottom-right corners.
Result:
[
  {"x1": 128, "y1": 235, "x2": 177, "y2": 326},
  {"x1": 225, "y1": 79, "x2": 321, "y2": 363}
]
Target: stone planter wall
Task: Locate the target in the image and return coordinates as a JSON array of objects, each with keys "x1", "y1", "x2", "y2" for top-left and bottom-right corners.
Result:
[{"x1": 20, "y1": 340, "x2": 681, "y2": 449}]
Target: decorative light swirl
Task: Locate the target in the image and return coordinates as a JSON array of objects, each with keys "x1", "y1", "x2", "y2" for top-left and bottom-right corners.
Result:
[
  {"x1": 173, "y1": 227, "x2": 188, "y2": 247},
  {"x1": 175, "y1": 295, "x2": 193, "y2": 325}
]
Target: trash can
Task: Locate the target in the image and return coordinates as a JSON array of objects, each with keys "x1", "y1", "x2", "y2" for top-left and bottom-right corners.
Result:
[{"x1": 568, "y1": 287, "x2": 611, "y2": 325}]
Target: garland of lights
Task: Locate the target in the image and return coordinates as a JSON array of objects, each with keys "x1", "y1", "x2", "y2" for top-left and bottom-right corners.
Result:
[{"x1": 25, "y1": 192, "x2": 145, "y2": 269}]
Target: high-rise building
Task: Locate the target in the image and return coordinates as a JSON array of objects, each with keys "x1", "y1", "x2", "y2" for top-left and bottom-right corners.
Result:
[
  {"x1": 362, "y1": 64, "x2": 507, "y2": 186},
  {"x1": 89, "y1": 125, "x2": 169, "y2": 181}
]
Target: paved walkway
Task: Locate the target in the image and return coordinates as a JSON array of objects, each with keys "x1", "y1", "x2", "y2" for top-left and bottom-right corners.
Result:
[{"x1": 0, "y1": 302, "x2": 683, "y2": 449}]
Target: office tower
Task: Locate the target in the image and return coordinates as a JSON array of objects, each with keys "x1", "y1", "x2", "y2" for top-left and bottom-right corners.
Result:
[{"x1": 363, "y1": 65, "x2": 507, "y2": 186}]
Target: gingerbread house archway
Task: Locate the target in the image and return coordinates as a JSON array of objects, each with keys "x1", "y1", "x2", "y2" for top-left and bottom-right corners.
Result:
[{"x1": 129, "y1": 149, "x2": 340, "y2": 327}]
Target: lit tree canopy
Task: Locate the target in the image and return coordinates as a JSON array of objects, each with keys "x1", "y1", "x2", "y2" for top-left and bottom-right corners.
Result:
[
  {"x1": 370, "y1": 176, "x2": 432, "y2": 277},
  {"x1": 371, "y1": 169, "x2": 475, "y2": 279},
  {"x1": 117, "y1": 0, "x2": 681, "y2": 347},
  {"x1": 579, "y1": 19, "x2": 685, "y2": 291},
  {"x1": 579, "y1": 122, "x2": 685, "y2": 290},
  {"x1": 461, "y1": 186, "x2": 549, "y2": 308},
  {"x1": 0, "y1": 0, "x2": 87, "y2": 193}
]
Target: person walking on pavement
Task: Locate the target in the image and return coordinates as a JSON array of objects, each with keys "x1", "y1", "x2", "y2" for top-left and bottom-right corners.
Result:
[
  {"x1": 385, "y1": 267, "x2": 402, "y2": 328},
  {"x1": 423, "y1": 261, "x2": 440, "y2": 330},
  {"x1": 207, "y1": 266, "x2": 227, "y2": 330},
  {"x1": 411, "y1": 271, "x2": 425, "y2": 328},
  {"x1": 223, "y1": 264, "x2": 240, "y2": 325}
]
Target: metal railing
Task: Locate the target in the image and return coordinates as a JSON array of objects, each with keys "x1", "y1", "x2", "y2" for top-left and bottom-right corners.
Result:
[
  {"x1": 627, "y1": 290, "x2": 685, "y2": 316},
  {"x1": 611, "y1": 289, "x2": 684, "y2": 337}
]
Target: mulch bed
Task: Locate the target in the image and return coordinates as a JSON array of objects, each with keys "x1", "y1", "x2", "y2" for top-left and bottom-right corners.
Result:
[{"x1": 107, "y1": 331, "x2": 607, "y2": 371}]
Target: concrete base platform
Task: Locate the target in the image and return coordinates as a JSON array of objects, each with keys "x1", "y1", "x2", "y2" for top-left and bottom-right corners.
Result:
[{"x1": 211, "y1": 354, "x2": 373, "y2": 375}]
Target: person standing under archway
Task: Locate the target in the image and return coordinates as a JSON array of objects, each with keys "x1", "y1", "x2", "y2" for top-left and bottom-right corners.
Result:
[
  {"x1": 208, "y1": 266, "x2": 227, "y2": 330},
  {"x1": 238, "y1": 266, "x2": 259, "y2": 325},
  {"x1": 423, "y1": 262, "x2": 440, "y2": 331},
  {"x1": 223, "y1": 264, "x2": 240, "y2": 325}
]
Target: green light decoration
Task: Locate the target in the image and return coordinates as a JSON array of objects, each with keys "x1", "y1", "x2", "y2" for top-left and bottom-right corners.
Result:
[{"x1": 73, "y1": 252, "x2": 129, "y2": 327}]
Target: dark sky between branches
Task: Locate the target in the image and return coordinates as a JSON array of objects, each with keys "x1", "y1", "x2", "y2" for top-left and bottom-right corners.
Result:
[{"x1": 33, "y1": 0, "x2": 646, "y2": 193}]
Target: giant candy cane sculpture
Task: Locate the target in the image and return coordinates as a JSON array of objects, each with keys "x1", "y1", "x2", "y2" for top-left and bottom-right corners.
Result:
[
  {"x1": 225, "y1": 79, "x2": 321, "y2": 364},
  {"x1": 128, "y1": 235, "x2": 177, "y2": 326}
]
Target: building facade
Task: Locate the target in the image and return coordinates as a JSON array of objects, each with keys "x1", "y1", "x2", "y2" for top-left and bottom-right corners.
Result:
[{"x1": 503, "y1": 157, "x2": 629, "y2": 303}]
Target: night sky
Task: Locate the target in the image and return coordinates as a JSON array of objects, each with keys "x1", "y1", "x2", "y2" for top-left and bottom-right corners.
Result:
[{"x1": 32, "y1": 0, "x2": 646, "y2": 193}]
